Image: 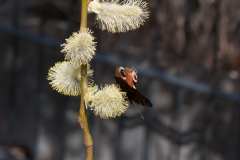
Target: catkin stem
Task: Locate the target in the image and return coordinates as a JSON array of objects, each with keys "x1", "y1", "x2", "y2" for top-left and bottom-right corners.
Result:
[{"x1": 78, "y1": 0, "x2": 93, "y2": 160}]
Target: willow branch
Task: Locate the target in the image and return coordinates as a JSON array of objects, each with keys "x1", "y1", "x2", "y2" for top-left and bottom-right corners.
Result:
[{"x1": 78, "y1": 0, "x2": 93, "y2": 160}]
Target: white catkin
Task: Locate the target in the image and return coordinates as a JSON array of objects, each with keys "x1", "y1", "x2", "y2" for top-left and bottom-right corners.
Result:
[
  {"x1": 61, "y1": 28, "x2": 96, "y2": 64},
  {"x1": 88, "y1": 0, "x2": 149, "y2": 33},
  {"x1": 47, "y1": 61, "x2": 94, "y2": 96},
  {"x1": 89, "y1": 84, "x2": 130, "y2": 119}
]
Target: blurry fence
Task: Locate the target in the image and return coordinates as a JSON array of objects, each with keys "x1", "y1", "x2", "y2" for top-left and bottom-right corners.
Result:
[{"x1": 0, "y1": 0, "x2": 240, "y2": 160}]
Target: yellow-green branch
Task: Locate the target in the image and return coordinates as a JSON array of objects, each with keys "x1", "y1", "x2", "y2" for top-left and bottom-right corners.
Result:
[
  {"x1": 78, "y1": 0, "x2": 93, "y2": 160},
  {"x1": 80, "y1": 0, "x2": 88, "y2": 30}
]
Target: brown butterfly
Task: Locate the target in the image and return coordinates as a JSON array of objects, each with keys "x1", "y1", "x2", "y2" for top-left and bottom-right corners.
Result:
[{"x1": 114, "y1": 66, "x2": 152, "y2": 107}]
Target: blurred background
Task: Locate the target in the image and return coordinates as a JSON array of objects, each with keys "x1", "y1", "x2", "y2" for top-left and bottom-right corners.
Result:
[{"x1": 0, "y1": 0, "x2": 240, "y2": 160}]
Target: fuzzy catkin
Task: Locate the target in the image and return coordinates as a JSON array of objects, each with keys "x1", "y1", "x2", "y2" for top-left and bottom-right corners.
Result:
[
  {"x1": 89, "y1": 84, "x2": 130, "y2": 119},
  {"x1": 61, "y1": 28, "x2": 96, "y2": 64},
  {"x1": 88, "y1": 0, "x2": 149, "y2": 33},
  {"x1": 47, "y1": 61, "x2": 94, "y2": 96}
]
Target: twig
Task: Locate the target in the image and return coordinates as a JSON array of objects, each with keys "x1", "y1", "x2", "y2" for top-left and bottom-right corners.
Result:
[{"x1": 78, "y1": 0, "x2": 93, "y2": 159}]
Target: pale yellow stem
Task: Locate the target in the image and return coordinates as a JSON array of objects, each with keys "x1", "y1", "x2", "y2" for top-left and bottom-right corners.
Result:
[{"x1": 78, "y1": 0, "x2": 93, "y2": 159}]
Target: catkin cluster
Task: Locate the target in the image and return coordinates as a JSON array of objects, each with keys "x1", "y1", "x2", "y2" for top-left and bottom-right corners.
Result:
[{"x1": 47, "y1": 0, "x2": 149, "y2": 118}]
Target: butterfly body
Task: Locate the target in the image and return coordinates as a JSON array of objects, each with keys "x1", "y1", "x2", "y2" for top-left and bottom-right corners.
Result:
[{"x1": 114, "y1": 66, "x2": 152, "y2": 107}]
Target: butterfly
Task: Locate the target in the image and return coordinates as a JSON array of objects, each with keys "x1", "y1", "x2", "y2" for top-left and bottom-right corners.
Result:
[{"x1": 114, "y1": 66, "x2": 152, "y2": 107}]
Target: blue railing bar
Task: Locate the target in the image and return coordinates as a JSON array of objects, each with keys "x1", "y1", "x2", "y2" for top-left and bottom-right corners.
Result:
[
  {"x1": 1, "y1": 22, "x2": 240, "y2": 104},
  {"x1": 0, "y1": 22, "x2": 62, "y2": 48}
]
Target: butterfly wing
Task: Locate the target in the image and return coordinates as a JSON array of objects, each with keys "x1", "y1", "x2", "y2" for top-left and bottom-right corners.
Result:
[{"x1": 114, "y1": 76, "x2": 152, "y2": 107}]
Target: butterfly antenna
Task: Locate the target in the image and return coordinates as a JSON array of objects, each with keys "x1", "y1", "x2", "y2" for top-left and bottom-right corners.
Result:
[{"x1": 133, "y1": 102, "x2": 144, "y2": 119}]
